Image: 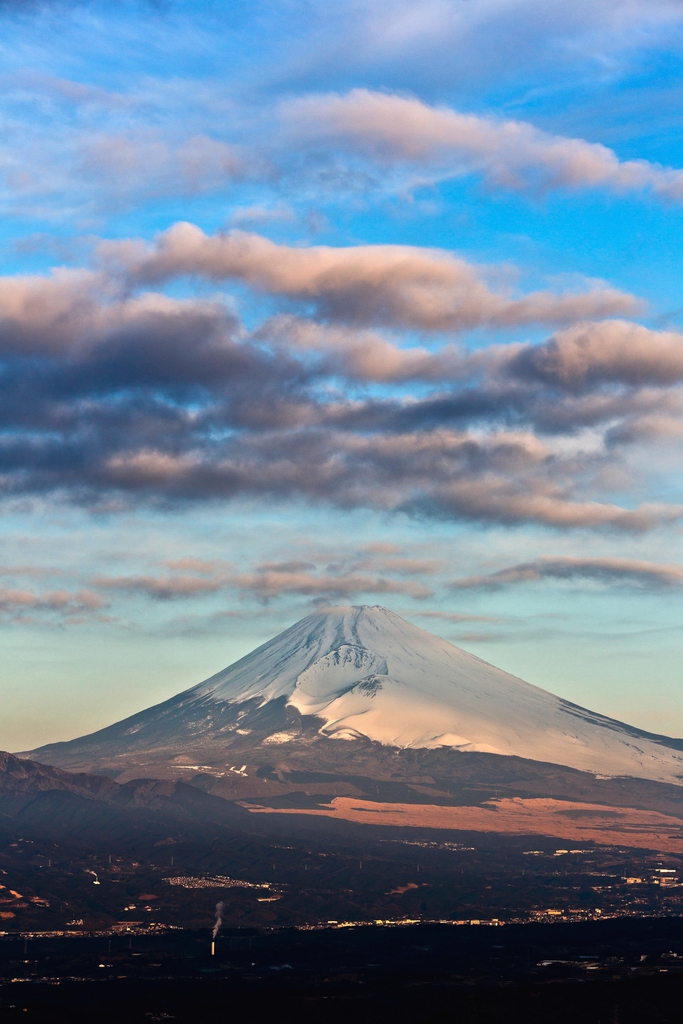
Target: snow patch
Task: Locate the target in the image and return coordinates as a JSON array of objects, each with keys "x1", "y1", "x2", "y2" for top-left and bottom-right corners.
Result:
[{"x1": 262, "y1": 731, "x2": 299, "y2": 745}]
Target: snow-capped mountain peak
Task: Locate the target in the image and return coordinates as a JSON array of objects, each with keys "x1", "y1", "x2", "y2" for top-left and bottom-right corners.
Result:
[
  {"x1": 183, "y1": 605, "x2": 683, "y2": 783},
  {"x1": 25, "y1": 605, "x2": 683, "y2": 786}
]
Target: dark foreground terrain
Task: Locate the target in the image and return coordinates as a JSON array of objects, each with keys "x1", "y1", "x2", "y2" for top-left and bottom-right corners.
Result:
[
  {"x1": 3, "y1": 918, "x2": 683, "y2": 1022},
  {"x1": 3, "y1": 749, "x2": 683, "y2": 930},
  {"x1": 4, "y1": 752, "x2": 683, "y2": 1019}
]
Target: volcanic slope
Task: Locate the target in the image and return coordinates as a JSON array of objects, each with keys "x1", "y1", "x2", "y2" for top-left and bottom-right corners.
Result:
[{"x1": 25, "y1": 605, "x2": 683, "y2": 785}]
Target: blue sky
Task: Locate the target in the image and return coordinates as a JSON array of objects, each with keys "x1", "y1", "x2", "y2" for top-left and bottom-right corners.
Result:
[{"x1": 3, "y1": 0, "x2": 683, "y2": 750}]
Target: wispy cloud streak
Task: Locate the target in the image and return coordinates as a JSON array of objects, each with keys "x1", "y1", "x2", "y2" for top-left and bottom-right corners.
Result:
[{"x1": 451, "y1": 557, "x2": 683, "y2": 589}]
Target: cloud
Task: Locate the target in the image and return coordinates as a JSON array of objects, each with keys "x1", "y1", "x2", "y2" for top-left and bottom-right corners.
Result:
[
  {"x1": 163, "y1": 557, "x2": 226, "y2": 574},
  {"x1": 94, "y1": 429, "x2": 683, "y2": 532},
  {"x1": 260, "y1": 314, "x2": 470, "y2": 381},
  {"x1": 421, "y1": 486, "x2": 680, "y2": 532},
  {"x1": 89, "y1": 543, "x2": 452, "y2": 621},
  {"x1": 451, "y1": 556, "x2": 683, "y2": 589},
  {"x1": 410, "y1": 610, "x2": 504, "y2": 623},
  {"x1": 0, "y1": 255, "x2": 678, "y2": 534},
  {"x1": 0, "y1": 269, "x2": 110, "y2": 357},
  {"x1": 0, "y1": 125, "x2": 249, "y2": 218},
  {"x1": 268, "y1": 0, "x2": 683, "y2": 98},
  {"x1": 104, "y1": 222, "x2": 639, "y2": 333},
  {"x1": 258, "y1": 318, "x2": 683, "y2": 448},
  {"x1": 230, "y1": 564, "x2": 433, "y2": 601},
  {"x1": 0, "y1": 268, "x2": 248, "y2": 365},
  {"x1": 0, "y1": 586, "x2": 107, "y2": 619},
  {"x1": 360, "y1": 542, "x2": 401, "y2": 555},
  {"x1": 1, "y1": 8, "x2": 683, "y2": 552},
  {"x1": 94, "y1": 559, "x2": 433, "y2": 602},
  {"x1": 0, "y1": 336, "x2": 678, "y2": 533},
  {"x1": 353, "y1": 555, "x2": 439, "y2": 575},
  {"x1": 3, "y1": 2, "x2": 683, "y2": 223},
  {"x1": 228, "y1": 203, "x2": 296, "y2": 228},
  {"x1": 96, "y1": 573, "x2": 226, "y2": 600},
  {"x1": 0, "y1": 564, "x2": 65, "y2": 579},
  {"x1": 605, "y1": 413, "x2": 683, "y2": 445},
  {"x1": 9, "y1": 72, "x2": 135, "y2": 111},
  {"x1": 509, "y1": 320, "x2": 683, "y2": 389},
  {"x1": 283, "y1": 88, "x2": 683, "y2": 201},
  {"x1": 78, "y1": 132, "x2": 247, "y2": 203},
  {"x1": 320, "y1": 544, "x2": 440, "y2": 577},
  {"x1": 265, "y1": 315, "x2": 683, "y2": 398}
]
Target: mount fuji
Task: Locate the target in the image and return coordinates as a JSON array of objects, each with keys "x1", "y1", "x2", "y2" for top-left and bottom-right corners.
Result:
[{"x1": 25, "y1": 605, "x2": 683, "y2": 788}]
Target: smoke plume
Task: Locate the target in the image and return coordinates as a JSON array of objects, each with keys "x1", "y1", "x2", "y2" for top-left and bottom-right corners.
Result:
[{"x1": 212, "y1": 901, "x2": 225, "y2": 940}]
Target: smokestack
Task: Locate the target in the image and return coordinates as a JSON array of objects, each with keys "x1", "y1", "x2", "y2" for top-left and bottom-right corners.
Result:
[{"x1": 211, "y1": 941, "x2": 215, "y2": 957}]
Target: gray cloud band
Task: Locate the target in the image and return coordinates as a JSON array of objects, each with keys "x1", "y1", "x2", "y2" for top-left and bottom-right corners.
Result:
[{"x1": 0, "y1": 238, "x2": 682, "y2": 530}]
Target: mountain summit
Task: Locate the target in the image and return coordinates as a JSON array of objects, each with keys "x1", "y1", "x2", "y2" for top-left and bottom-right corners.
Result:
[{"x1": 26, "y1": 605, "x2": 683, "y2": 785}]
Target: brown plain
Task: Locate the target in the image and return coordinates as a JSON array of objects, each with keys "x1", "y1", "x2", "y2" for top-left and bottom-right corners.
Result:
[{"x1": 243, "y1": 796, "x2": 683, "y2": 854}]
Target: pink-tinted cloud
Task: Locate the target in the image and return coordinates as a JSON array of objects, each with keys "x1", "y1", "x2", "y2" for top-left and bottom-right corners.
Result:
[
  {"x1": 230, "y1": 564, "x2": 433, "y2": 601},
  {"x1": 94, "y1": 560, "x2": 433, "y2": 602},
  {"x1": 261, "y1": 315, "x2": 470, "y2": 381},
  {"x1": 104, "y1": 222, "x2": 639, "y2": 332},
  {"x1": 283, "y1": 89, "x2": 683, "y2": 200},
  {"x1": 0, "y1": 587, "x2": 107, "y2": 617}
]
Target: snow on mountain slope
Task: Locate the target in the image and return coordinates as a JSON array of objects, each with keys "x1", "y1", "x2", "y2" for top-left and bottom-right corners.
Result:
[
  {"x1": 24, "y1": 605, "x2": 683, "y2": 785},
  {"x1": 184, "y1": 605, "x2": 683, "y2": 785}
]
